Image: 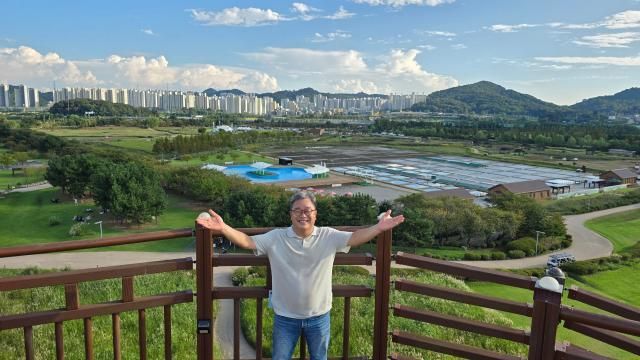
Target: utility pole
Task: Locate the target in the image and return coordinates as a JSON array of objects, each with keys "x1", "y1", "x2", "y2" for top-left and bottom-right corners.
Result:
[
  {"x1": 535, "y1": 230, "x2": 546, "y2": 255},
  {"x1": 94, "y1": 221, "x2": 103, "y2": 239}
]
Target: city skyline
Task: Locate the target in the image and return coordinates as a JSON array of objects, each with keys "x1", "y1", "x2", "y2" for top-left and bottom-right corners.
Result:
[{"x1": 1, "y1": 1, "x2": 639, "y2": 105}]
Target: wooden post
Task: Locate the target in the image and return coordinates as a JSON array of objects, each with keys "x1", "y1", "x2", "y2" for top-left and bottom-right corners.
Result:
[
  {"x1": 196, "y1": 225, "x2": 213, "y2": 360},
  {"x1": 528, "y1": 277, "x2": 563, "y2": 360},
  {"x1": 372, "y1": 230, "x2": 392, "y2": 360}
]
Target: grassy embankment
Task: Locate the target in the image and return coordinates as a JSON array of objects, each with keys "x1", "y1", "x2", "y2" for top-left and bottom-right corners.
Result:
[
  {"x1": 0, "y1": 188, "x2": 199, "y2": 252},
  {"x1": 0, "y1": 268, "x2": 223, "y2": 359}
]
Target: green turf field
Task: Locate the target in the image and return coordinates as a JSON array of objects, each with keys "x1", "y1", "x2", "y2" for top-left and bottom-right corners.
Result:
[
  {"x1": 585, "y1": 209, "x2": 640, "y2": 252},
  {"x1": 0, "y1": 188, "x2": 199, "y2": 252}
]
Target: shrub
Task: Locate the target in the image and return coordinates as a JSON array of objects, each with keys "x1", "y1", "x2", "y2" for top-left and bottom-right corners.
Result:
[
  {"x1": 231, "y1": 267, "x2": 249, "y2": 286},
  {"x1": 480, "y1": 254, "x2": 491, "y2": 260},
  {"x1": 561, "y1": 239, "x2": 572, "y2": 248},
  {"x1": 563, "y1": 261, "x2": 599, "y2": 275},
  {"x1": 491, "y1": 252, "x2": 506, "y2": 260},
  {"x1": 463, "y1": 253, "x2": 482, "y2": 260},
  {"x1": 48, "y1": 216, "x2": 61, "y2": 226},
  {"x1": 248, "y1": 266, "x2": 267, "y2": 278},
  {"x1": 68, "y1": 223, "x2": 92, "y2": 237},
  {"x1": 506, "y1": 238, "x2": 537, "y2": 256},
  {"x1": 507, "y1": 250, "x2": 526, "y2": 259}
]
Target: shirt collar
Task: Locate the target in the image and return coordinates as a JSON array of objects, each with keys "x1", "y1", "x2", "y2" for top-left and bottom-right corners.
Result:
[{"x1": 286, "y1": 226, "x2": 318, "y2": 239}]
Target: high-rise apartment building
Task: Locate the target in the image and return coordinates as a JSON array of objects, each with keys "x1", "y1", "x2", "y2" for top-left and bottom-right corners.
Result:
[
  {"x1": 0, "y1": 84, "x2": 9, "y2": 107},
  {"x1": 14, "y1": 85, "x2": 29, "y2": 108}
]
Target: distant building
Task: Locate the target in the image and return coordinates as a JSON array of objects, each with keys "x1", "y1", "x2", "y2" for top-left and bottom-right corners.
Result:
[
  {"x1": 309, "y1": 128, "x2": 325, "y2": 136},
  {"x1": 600, "y1": 168, "x2": 638, "y2": 186},
  {"x1": 422, "y1": 188, "x2": 475, "y2": 200},
  {"x1": 608, "y1": 149, "x2": 636, "y2": 157},
  {"x1": 0, "y1": 84, "x2": 9, "y2": 107},
  {"x1": 28, "y1": 88, "x2": 39, "y2": 107},
  {"x1": 14, "y1": 85, "x2": 29, "y2": 108},
  {"x1": 488, "y1": 180, "x2": 551, "y2": 200}
]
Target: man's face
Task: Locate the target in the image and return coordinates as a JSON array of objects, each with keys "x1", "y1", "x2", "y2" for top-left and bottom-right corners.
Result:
[{"x1": 290, "y1": 198, "x2": 317, "y2": 234}]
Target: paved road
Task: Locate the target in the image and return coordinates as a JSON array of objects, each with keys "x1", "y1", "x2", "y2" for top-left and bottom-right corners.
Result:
[
  {"x1": 456, "y1": 203, "x2": 640, "y2": 269},
  {"x1": 8, "y1": 182, "x2": 52, "y2": 193}
]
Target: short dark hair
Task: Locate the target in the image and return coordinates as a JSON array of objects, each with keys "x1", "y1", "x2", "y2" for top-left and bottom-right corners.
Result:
[{"x1": 289, "y1": 191, "x2": 317, "y2": 210}]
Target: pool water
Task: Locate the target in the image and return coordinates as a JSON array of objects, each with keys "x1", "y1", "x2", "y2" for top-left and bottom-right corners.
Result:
[{"x1": 223, "y1": 165, "x2": 312, "y2": 183}]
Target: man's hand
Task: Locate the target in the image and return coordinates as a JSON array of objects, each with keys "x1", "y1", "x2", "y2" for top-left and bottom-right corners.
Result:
[
  {"x1": 376, "y1": 210, "x2": 405, "y2": 232},
  {"x1": 196, "y1": 209, "x2": 226, "y2": 231}
]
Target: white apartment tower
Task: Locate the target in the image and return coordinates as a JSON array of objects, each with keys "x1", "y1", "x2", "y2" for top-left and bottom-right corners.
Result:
[{"x1": 0, "y1": 84, "x2": 9, "y2": 107}]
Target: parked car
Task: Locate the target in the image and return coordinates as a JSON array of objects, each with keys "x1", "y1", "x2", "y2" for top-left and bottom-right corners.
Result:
[{"x1": 547, "y1": 253, "x2": 576, "y2": 267}]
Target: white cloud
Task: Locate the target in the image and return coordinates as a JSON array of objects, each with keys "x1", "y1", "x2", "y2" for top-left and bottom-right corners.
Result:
[
  {"x1": 352, "y1": 0, "x2": 455, "y2": 8},
  {"x1": 189, "y1": 7, "x2": 285, "y2": 27},
  {"x1": 487, "y1": 24, "x2": 539, "y2": 33},
  {"x1": 312, "y1": 30, "x2": 352, "y2": 42},
  {"x1": 246, "y1": 47, "x2": 457, "y2": 93},
  {"x1": 417, "y1": 44, "x2": 436, "y2": 50},
  {"x1": 451, "y1": 43, "x2": 467, "y2": 50},
  {"x1": 489, "y1": 11, "x2": 640, "y2": 34},
  {"x1": 0, "y1": 45, "x2": 279, "y2": 92},
  {"x1": 423, "y1": 30, "x2": 456, "y2": 37},
  {"x1": 291, "y1": 2, "x2": 321, "y2": 21},
  {"x1": 573, "y1": 32, "x2": 640, "y2": 48},
  {"x1": 325, "y1": 6, "x2": 355, "y2": 20},
  {"x1": 331, "y1": 79, "x2": 380, "y2": 93},
  {"x1": 141, "y1": 29, "x2": 155, "y2": 36},
  {"x1": 0, "y1": 46, "x2": 98, "y2": 86},
  {"x1": 601, "y1": 10, "x2": 640, "y2": 29},
  {"x1": 535, "y1": 55, "x2": 640, "y2": 66}
]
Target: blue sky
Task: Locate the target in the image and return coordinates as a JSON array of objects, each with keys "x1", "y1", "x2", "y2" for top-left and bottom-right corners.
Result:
[{"x1": 1, "y1": 0, "x2": 639, "y2": 104}]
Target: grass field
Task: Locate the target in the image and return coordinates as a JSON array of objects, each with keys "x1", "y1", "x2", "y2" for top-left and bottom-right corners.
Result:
[
  {"x1": 0, "y1": 168, "x2": 46, "y2": 189},
  {"x1": 0, "y1": 268, "x2": 223, "y2": 359},
  {"x1": 468, "y1": 262, "x2": 640, "y2": 360},
  {"x1": 0, "y1": 188, "x2": 200, "y2": 252},
  {"x1": 585, "y1": 209, "x2": 640, "y2": 252}
]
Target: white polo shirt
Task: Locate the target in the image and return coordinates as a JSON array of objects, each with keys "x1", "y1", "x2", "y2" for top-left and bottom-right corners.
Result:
[{"x1": 252, "y1": 226, "x2": 352, "y2": 319}]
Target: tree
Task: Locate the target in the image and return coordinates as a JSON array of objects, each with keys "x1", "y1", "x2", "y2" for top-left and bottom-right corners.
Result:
[
  {"x1": 0, "y1": 153, "x2": 16, "y2": 168},
  {"x1": 91, "y1": 162, "x2": 167, "y2": 224}
]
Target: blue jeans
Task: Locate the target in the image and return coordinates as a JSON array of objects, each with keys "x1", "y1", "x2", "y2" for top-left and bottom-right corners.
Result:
[{"x1": 272, "y1": 312, "x2": 330, "y2": 360}]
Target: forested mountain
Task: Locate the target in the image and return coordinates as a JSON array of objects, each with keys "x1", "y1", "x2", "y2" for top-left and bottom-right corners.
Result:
[
  {"x1": 570, "y1": 87, "x2": 640, "y2": 115},
  {"x1": 410, "y1": 81, "x2": 572, "y2": 119}
]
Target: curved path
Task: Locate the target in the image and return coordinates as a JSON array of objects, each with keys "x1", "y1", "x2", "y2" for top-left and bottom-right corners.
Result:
[{"x1": 456, "y1": 203, "x2": 640, "y2": 269}]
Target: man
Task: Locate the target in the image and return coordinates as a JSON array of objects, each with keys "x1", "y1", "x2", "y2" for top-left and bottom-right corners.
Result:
[{"x1": 196, "y1": 191, "x2": 404, "y2": 360}]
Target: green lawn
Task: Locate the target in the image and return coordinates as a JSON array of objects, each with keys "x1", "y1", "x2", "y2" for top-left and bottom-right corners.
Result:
[
  {"x1": 0, "y1": 168, "x2": 46, "y2": 189},
  {"x1": 0, "y1": 188, "x2": 200, "y2": 252},
  {"x1": 468, "y1": 262, "x2": 640, "y2": 360},
  {"x1": 585, "y1": 209, "x2": 640, "y2": 252}
]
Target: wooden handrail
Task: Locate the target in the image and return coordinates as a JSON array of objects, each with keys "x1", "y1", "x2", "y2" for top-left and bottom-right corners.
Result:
[
  {"x1": 393, "y1": 304, "x2": 530, "y2": 344},
  {"x1": 395, "y1": 252, "x2": 537, "y2": 290},
  {"x1": 391, "y1": 330, "x2": 522, "y2": 360},
  {"x1": 395, "y1": 279, "x2": 533, "y2": 316},
  {"x1": 564, "y1": 321, "x2": 640, "y2": 356},
  {"x1": 212, "y1": 285, "x2": 373, "y2": 299},
  {"x1": 560, "y1": 306, "x2": 640, "y2": 337},
  {"x1": 0, "y1": 257, "x2": 193, "y2": 291},
  {"x1": 568, "y1": 286, "x2": 640, "y2": 321},
  {"x1": 0, "y1": 228, "x2": 193, "y2": 258}
]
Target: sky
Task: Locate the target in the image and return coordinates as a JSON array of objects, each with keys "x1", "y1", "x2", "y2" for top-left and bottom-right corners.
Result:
[{"x1": 1, "y1": 0, "x2": 640, "y2": 105}]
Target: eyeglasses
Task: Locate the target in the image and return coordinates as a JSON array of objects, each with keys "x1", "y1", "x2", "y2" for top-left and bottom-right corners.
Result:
[{"x1": 290, "y1": 208, "x2": 317, "y2": 217}]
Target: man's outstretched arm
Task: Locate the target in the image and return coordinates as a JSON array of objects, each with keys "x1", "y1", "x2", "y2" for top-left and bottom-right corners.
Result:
[
  {"x1": 347, "y1": 210, "x2": 404, "y2": 247},
  {"x1": 196, "y1": 210, "x2": 256, "y2": 250}
]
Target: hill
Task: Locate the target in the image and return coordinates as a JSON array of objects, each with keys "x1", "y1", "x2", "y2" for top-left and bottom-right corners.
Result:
[
  {"x1": 410, "y1": 81, "x2": 571, "y2": 118},
  {"x1": 571, "y1": 87, "x2": 640, "y2": 115}
]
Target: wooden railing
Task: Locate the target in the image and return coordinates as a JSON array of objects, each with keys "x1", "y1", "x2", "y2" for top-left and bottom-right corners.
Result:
[
  {"x1": 0, "y1": 229, "x2": 194, "y2": 360},
  {"x1": 1, "y1": 225, "x2": 639, "y2": 360}
]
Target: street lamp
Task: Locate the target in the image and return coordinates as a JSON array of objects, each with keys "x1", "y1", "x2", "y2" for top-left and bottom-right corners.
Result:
[
  {"x1": 535, "y1": 230, "x2": 546, "y2": 255},
  {"x1": 94, "y1": 221, "x2": 103, "y2": 239}
]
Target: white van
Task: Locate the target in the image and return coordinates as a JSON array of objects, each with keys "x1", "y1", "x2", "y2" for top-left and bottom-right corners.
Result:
[{"x1": 547, "y1": 253, "x2": 576, "y2": 267}]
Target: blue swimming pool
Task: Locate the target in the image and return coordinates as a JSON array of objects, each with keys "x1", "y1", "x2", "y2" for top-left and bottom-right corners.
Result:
[{"x1": 223, "y1": 165, "x2": 312, "y2": 183}]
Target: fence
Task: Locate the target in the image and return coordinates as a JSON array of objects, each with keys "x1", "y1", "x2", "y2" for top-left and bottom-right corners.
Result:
[{"x1": 0, "y1": 225, "x2": 638, "y2": 359}]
